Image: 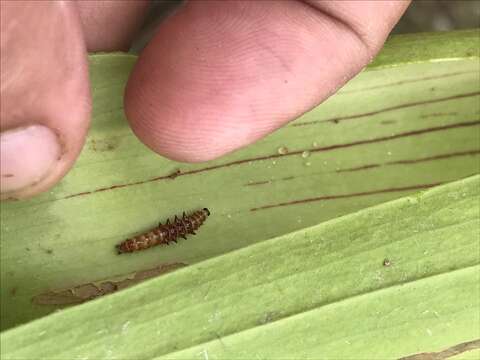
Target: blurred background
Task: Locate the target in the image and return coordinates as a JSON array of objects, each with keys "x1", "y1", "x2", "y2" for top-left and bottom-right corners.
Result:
[
  {"x1": 392, "y1": 0, "x2": 480, "y2": 33},
  {"x1": 131, "y1": 0, "x2": 480, "y2": 52}
]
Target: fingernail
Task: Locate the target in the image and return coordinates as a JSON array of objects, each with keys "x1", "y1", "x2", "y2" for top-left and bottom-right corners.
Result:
[{"x1": 1, "y1": 125, "x2": 61, "y2": 195}]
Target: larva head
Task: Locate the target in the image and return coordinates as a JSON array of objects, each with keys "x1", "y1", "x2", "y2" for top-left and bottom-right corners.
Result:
[
  {"x1": 203, "y1": 208, "x2": 210, "y2": 216},
  {"x1": 116, "y1": 244, "x2": 124, "y2": 254}
]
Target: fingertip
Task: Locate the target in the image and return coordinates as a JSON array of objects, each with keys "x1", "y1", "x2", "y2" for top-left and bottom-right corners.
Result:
[
  {"x1": 124, "y1": 1, "x2": 298, "y2": 162},
  {"x1": 1, "y1": 1, "x2": 91, "y2": 200},
  {"x1": 124, "y1": 1, "x2": 409, "y2": 163},
  {"x1": 124, "y1": 90, "x2": 263, "y2": 163}
]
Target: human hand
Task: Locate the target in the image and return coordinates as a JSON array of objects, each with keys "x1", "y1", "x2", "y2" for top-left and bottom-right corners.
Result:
[{"x1": 0, "y1": 0, "x2": 410, "y2": 200}]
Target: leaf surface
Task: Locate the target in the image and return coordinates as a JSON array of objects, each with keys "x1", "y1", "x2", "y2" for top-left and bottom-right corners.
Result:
[
  {"x1": 1, "y1": 175, "x2": 479, "y2": 359},
  {"x1": 1, "y1": 30, "x2": 479, "y2": 332}
]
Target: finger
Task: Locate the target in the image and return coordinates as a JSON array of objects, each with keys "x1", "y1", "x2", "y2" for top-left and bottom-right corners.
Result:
[
  {"x1": 124, "y1": 0, "x2": 410, "y2": 162},
  {"x1": 76, "y1": 0, "x2": 151, "y2": 51},
  {"x1": 0, "y1": 1, "x2": 91, "y2": 200}
]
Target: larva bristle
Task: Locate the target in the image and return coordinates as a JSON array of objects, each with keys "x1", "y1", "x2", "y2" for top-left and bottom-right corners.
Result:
[{"x1": 116, "y1": 208, "x2": 210, "y2": 254}]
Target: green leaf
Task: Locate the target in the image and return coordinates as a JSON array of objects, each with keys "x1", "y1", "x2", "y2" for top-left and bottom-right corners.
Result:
[
  {"x1": 2, "y1": 175, "x2": 479, "y2": 359},
  {"x1": 0, "y1": 28, "x2": 479, "y2": 338}
]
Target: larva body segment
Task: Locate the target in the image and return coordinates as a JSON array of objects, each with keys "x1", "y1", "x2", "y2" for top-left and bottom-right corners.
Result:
[{"x1": 116, "y1": 208, "x2": 210, "y2": 254}]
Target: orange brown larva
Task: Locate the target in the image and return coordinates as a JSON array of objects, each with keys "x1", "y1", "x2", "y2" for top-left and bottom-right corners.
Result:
[{"x1": 116, "y1": 208, "x2": 210, "y2": 254}]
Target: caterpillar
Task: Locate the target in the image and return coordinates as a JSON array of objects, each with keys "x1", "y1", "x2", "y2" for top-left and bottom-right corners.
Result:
[{"x1": 116, "y1": 208, "x2": 210, "y2": 254}]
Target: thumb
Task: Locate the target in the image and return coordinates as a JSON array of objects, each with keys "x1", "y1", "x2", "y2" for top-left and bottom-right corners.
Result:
[{"x1": 0, "y1": 1, "x2": 91, "y2": 200}]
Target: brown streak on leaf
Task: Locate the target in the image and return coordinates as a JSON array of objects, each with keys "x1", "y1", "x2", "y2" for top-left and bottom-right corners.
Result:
[
  {"x1": 32, "y1": 263, "x2": 187, "y2": 306},
  {"x1": 292, "y1": 92, "x2": 479, "y2": 126},
  {"x1": 246, "y1": 180, "x2": 271, "y2": 186},
  {"x1": 97, "y1": 184, "x2": 130, "y2": 192},
  {"x1": 339, "y1": 71, "x2": 478, "y2": 95},
  {"x1": 250, "y1": 182, "x2": 442, "y2": 211},
  {"x1": 399, "y1": 338, "x2": 480, "y2": 360},
  {"x1": 390, "y1": 149, "x2": 480, "y2": 165},
  {"x1": 336, "y1": 149, "x2": 480, "y2": 173},
  {"x1": 64, "y1": 191, "x2": 92, "y2": 199},
  {"x1": 337, "y1": 164, "x2": 381, "y2": 173},
  {"x1": 245, "y1": 176, "x2": 296, "y2": 187},
  {"x1": 420, "y1": 112, "x2": 458, "y2": 119},
  {"x1": 167, "y1": 169, "x2": 182, "y2": 179},
  {"x1": 63, "y1": 120, "x2": 480, "y2": 200}
]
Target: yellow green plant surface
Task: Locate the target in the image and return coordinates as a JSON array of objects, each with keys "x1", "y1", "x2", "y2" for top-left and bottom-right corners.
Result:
[
  {"x1": 0, "y1": 29, "x2": 479, "y2": 333},
  {"x1": 1, "y1": 176, "x2": 479, "y2": 359}
]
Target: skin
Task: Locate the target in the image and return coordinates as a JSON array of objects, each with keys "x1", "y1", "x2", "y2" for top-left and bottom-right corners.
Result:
[{"x1": 0, "y1": 0, "x2": 410, "y2": 200}]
